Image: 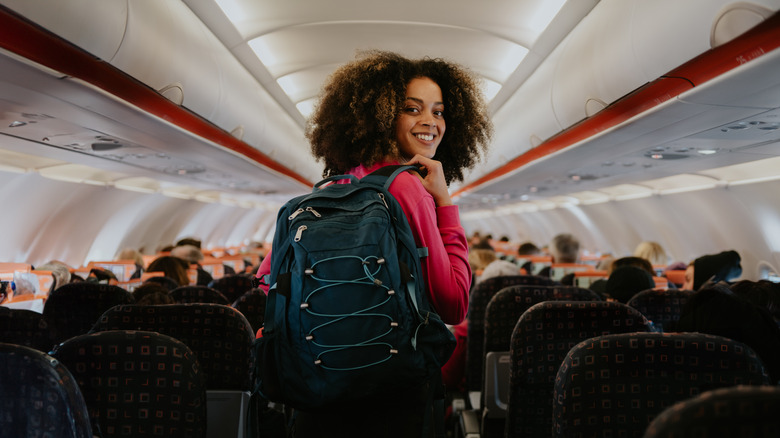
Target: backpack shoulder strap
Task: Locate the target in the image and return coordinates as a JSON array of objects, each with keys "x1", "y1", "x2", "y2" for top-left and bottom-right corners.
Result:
[{"x1": 362, "y1": 164, "x2": 423, "y2": 190}]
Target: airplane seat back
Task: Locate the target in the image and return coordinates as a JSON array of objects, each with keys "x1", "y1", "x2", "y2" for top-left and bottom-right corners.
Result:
[
  {"x1": 42, "y1": 282, "x2": 134, "y2": 345},
  {"x1": 170, "y1": 285, "x2": 230, "y2": 305}
]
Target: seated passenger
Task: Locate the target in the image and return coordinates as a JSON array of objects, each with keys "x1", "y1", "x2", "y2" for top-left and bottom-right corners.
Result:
[
  {"x1": 34, "y1": 260, "x2": 72, "y2": 292},
  {"x1": 681, "y1": 250, "x2": 742, "y2": 291},
  {"x1": 116, "y1": 247, "x2": 145, "y2": 279},
  {"x1": 633, "y1": 241, "x2": 668, "y2": 267},
  {"x1": 730, "y1": 280, "x2": 780, "y2": 327},
  {"x1": 170, "y1": 244, "x2": 213, "y2": 286},
  {"x1": 539, "y1": 233, "x2": 580, "y2": 284},
  {"x1": 604, "y1": 265, "x2": 655, "y2": 303},
  {"x1": 674, "y1": 283, "x2": 780, "y2": 384},
  {"x1": 132, "y1": 282, "x2": 174, "y2": 305},
  {"x1": 146, "y1": 255, "x2": 190, "y2": 287}
]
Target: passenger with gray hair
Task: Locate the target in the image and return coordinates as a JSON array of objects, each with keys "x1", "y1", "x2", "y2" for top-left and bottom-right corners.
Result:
[{"x1": 35, "y1": 260, "x2": 72, "y2": 292}]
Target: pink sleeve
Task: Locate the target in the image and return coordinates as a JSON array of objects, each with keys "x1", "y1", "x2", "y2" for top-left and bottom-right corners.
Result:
[
  {"x1": 389, "y1": 173, "x2": 471, "y2": 324},
  {"x1": 255, "y1": 252, "x2": 271, "y2": 294}
]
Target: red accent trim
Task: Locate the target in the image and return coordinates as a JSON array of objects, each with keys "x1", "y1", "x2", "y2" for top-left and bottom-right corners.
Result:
[
  {"x1": 0, "y1": 5, "x2": 313, "y2": 187},
  {"x1": 454, "y1": 10, "x2": 780, "y2": 197}
]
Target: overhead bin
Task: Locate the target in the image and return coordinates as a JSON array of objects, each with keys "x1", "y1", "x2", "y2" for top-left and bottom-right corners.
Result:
[
  {"x1": 0, "y1": 0, "x2": 316, "y2": 179},
  {"x1": 551, "y1": 0, "x2": 778, "y2": 130}
]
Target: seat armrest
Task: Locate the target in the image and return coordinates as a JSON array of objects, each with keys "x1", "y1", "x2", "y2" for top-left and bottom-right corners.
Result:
[
  {"x1": 483, "y1": 351, "x2": 511, "y2": 418},
  {"x1": 458, "y1": 409, "x2": 481, "y2": 438}
]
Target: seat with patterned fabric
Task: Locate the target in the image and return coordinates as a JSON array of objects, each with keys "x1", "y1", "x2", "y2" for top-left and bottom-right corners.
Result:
[
  {"x1": 42, "y1": 282, "x2": 134, "y2": 345},
  {"x1": 0, "y1": 306, "x2": 56, "y2": 352},
  {"x1": 231, "y1": 288, "x2": 266, "y2": 334},
  {"x1": 465, "y1": 275, "x2": 554, "y2": 394},
  {"x1": 90, "y1": 304, "x2": 255, "y2": 438},
  {"x1": 90, "y1": 303, "x2": 254, "y2": 390},
  {"x1": 643, "y1": 385, "x2": 780, "y2": 438},
  {"x1": 478, "y1": 287, "x2": 602, "y2": 438},
  {"x1": 0, "y1": 343, "x2": 92, "y2": 438},
  {"x1": 50, "y1": 330, "x2": 206, "y2": 438},
  {"x1": 627, "y1": 288, "x2": 694, "y2": 332},
  {"x1": 553, "y1": 332, "x2": 771, "y2": 438},
  {"x1": 505, "y1": 301, "x2": 652, "y2": 438},
  {"x1": 170, "y1": 285, "x2": 230, "y2": 305},
  {"x1": 209, "y1": 274, "x2": 254, "y2": 303}
]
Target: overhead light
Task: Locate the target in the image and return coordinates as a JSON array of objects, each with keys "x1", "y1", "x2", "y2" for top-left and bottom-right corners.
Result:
[
  {"x1": 8, "y1": 121, "x2": 26, "y2": 128},
  {"x1": 697, "y1": 149, "x2": 718, "y2": 155}
]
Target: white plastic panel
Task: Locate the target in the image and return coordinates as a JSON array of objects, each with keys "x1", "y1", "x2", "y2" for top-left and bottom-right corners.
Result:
[
  {"x1": 0, "y1": 0, "x2": 127, "y2": 62},
  {"x1": 111, "y1": 0, "x2": 222, "y2": 119}
]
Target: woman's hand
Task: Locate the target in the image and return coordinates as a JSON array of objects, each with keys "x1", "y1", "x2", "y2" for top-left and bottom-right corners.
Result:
[{"x1": 406, "y1": 154, "x2": 453, "y2": 206}]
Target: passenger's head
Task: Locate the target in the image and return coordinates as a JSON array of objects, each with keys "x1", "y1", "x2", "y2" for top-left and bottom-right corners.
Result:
[
  {"x1": 611, "y1": 256, "x2": 654, "y2": 276},
  {"x1": 685, "y1": 250, "x2": 742, "y2": 291},
  {"x1": 605, "y1": 266, "x2": 655, "y2": 303},
  {"x1": 175, "y1": 237, "x2": 202, "y2": 249},
  {"x1": 116, "y1": 248, "x2": 144, "y2": 266},
  {"x1": 307, "y1": 50, "x2": 493, "y2": 184},
  {"x1": 132, "y1": 282, "x2": 173, "y2": 305},
  {"x1": 517, "y1": 242, "x2": 541, "y2": 256},
  {"x1": 633, "y1": 241, "x2": 667, "y2": 267},
  {"x1": 170, "y1": 244, "x2": 204, "y2": 265},
  {"x1": 469, "y1": 248, "x2": 497, "y2": 273},
  {"x1": 86, "y1": 267, "x2": 118, "y2": 285},
  {"x1": 549, "y1": 233, "x2": 579, "y2": 263},
  {"x1": 35, "y1": 260, "x2": 72, "y2": 291},
  {"x1": 146, "y1": 255, "x2": 190, "y2": 286},
  {"x1": 479, "y1": 260, "x2": 521, "y2": 284},
  {"x1": 675, "y1": 283, "x2": 780, "y2": 383}
]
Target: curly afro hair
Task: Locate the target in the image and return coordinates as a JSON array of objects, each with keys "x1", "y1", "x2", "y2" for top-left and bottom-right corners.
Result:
[{"x1": 306, "y1": 50, "x2": 493, "y2": 184}]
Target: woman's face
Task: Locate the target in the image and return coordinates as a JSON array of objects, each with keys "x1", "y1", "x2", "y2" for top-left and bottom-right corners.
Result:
[
  {"x1": 395, "y1": 77, "x2": 445, "y2": 160},
  {"x1": 682, "y1": 264, "x2": 695, "y2": 290}
]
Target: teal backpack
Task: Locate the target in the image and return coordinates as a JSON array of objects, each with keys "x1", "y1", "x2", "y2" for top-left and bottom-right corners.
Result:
[{"x1": 254, "y1": 164, "x2": 456, "y2": 411}]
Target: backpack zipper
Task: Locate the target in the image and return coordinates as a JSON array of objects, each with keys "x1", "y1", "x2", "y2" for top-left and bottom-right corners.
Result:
[
  {"x1": 289, "y1": 206, "x2": 321, "y2": 220},
  {"x1": 294, "y1": 225, "x2": 307, "y2": 241}
]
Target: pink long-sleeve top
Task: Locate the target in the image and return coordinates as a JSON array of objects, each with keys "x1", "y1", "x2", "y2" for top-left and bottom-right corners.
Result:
[{"x1": 255, "y1": 161, "x2": 471, "y2": 325}]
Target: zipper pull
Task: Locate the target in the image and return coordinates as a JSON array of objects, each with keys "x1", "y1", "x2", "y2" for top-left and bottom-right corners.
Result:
[
  {"x1": 378, "y1": 193, "x2": 389, "y2": 208},
  {"x1": 306, "y1": 206, "x2": 321, "y2": 217},
  {"x1": 289, "y1": 208, "x2": 305, "y2": 220},
  {"x1": 294, "y1": 225, "x2": 307, "y2": 242}
]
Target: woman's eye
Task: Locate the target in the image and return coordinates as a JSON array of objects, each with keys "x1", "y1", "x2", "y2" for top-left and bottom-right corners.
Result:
[
  {"x1": 434, "y1": 110, "x2": 444, "y2": 117},
  {"x1": 404, "y1": 107, "x2": 420, "y2": 113}
]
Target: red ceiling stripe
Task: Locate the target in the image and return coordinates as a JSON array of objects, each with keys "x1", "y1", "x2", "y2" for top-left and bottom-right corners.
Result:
[{"x1": 0, "y1": 5, "x2": 313, "y2": 187}]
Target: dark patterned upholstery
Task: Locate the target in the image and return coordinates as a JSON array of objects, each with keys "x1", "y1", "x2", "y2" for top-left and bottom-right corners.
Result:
[
  {"x1": 170, "y1": 285, "x2": 230, "y2": 305},
  {"x1": 143, "y1": 275, "x2": 180, "y2": 291},
  {"x1": 627, "y1": 289, "x2": 693, "y2": 332},
  {"x1": 553, "y1": 332, "x2": 771, "y2": 438},
  {"x1": 231, "y1": 287, "x2": 266, "y2": 334},
  {"x1": 644, "y1": 385, "x2": 780, "y2": 438},
  {"x1": 91, "y1": 303, "x2": 255, "y2": 390},
  {"x1": 0, "y1": 306, "x2": 56, "y2": 352},
  {"x1": 42, "y1": 282, "x2": 134, "y2": 345},
  {"x1": 51, "y1": 330, "x2": 206, "y2": 437},
  {"x1": 484, "y1": 286, "x2": 602, "y2": 359},
  {"x1": 0, "y1": 343, "x2": 92, "y2": 438},
  {"x1": 209, "y1": 274, "x2": 255, "y2": 303},
  {"x1": 480, "y1": 286, "x2": 602, "y2": 437},
  {"x1": 505, "y1": 301, "x2": 651, "y2": 438},
  {"x1": 466, "y1": 275, "x2": 554, "y2": 392}
]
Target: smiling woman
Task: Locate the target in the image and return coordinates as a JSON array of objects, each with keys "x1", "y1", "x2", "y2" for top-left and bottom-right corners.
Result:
[{"x1": 2, "y1": 1, "x2": 780, "y2": 436}]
